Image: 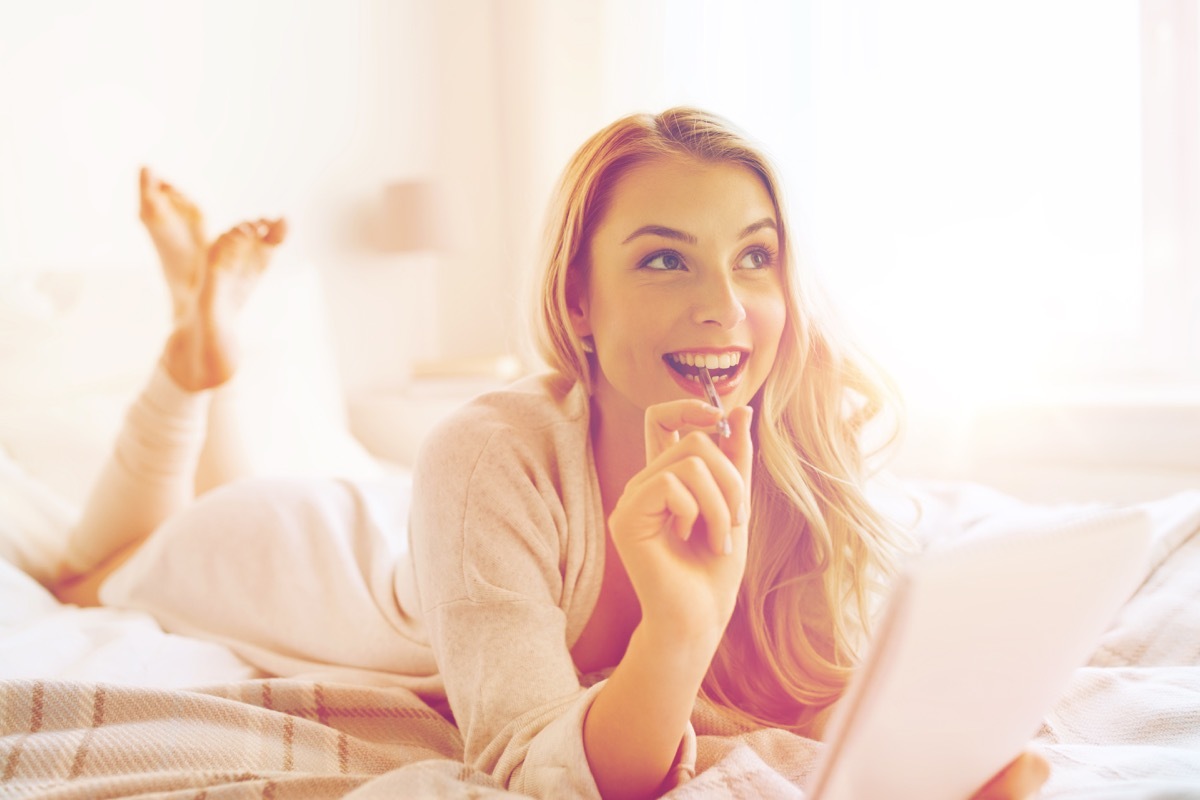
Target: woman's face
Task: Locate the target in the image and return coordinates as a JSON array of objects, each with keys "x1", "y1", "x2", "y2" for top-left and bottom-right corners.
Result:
[{"x1": 572, "y1": 155, "x2": 788, "y2": 424}]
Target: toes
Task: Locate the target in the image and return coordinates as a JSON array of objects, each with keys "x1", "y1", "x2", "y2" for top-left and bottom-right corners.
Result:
[
  {"x1": 138, "y1": 167, "x2": 164, "y2": 221},
  {"x1": 246, "y1": 219, "x2": 271, "y2": 240},
  {"x1": 163, "y1": 185, "x2": 206, "y2": 233},
  {"x1": 162, "y1": 183, "x2": 189, "y2": 207},
  {"x1": 203, "y1": 216, "x2": 287, "y2": 274},
  {"x1": 139, "y1": 167, "x2": 205, "y2": 230},
  {"x1": 207, "y1": 227, "x2": 251, "y2": 267},
  {"x1": 234, "y1": 218, "x2": 287, "y2": 246},
  {"x1": 261, "y1": 217, "x2": 288, "y2": 245},
  {"x1": 185, "y1": 206, "x2": 205, "y2": 241}
]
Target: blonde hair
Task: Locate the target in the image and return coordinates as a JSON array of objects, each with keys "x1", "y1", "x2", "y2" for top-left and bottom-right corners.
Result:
[{"x1": 533, "y1": 107, "x2": 909, "y2": 735}]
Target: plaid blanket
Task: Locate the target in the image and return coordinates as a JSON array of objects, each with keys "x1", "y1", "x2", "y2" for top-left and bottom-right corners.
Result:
[{"x1": 0, "y1": 680, "x2": 484, "y2": 799}]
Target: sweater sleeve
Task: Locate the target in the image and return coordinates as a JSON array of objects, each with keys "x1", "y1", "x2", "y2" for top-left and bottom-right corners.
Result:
[{"x1": 409, "y1": 412, "x2": 604, "y2": 798}]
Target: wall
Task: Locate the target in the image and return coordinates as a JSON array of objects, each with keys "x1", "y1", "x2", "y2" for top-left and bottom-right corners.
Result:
[
  {"x1": 4, "y1": 2, "x2": 1197, "y2": 504},
  {"x1": 0, "y1": 0, "x2": 439, "y2": 395},
  {"x1": 427, "y1": 0, "x2": 675, "y2": 366},
  {"x1": 892, "y1": 394, "x2": 1200, "y2": 505}
]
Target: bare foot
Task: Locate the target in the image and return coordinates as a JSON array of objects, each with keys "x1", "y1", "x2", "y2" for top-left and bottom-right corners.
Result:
[
  {"x1": 138, "y1": 167, "x2": 207, "y2": 320},
  {"x1": 161, "y1": 218, "x2": 288, "y2": 391}
]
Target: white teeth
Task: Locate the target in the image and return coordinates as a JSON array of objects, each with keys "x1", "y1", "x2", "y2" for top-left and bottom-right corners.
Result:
[
  {"x1": 668, "y1": 351, "x2": 744, "y2": 368},
  {"x1": 667, "y1": 347, "x2": 739, "y2": 367}
]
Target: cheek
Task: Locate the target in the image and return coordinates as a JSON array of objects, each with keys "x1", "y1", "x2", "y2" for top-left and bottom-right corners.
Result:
[
  {"x1": 592, "y1": 285, "x2": 670, "y2": 346},
  {"x1": 751, "y1": 292, "x2": 789, "y2": 352},
  {"x1": 590, "y1": 300, "x2": 635, "y2": 348}
]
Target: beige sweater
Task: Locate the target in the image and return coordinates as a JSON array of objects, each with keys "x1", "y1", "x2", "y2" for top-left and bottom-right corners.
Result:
[
  {"x1": 104, "y1": 370, "x2": 697, "y2": 798},
  {"x1": 409, "y1": 371, "x2": 611, "y2": 794},
  {"x1": 413, "y1": 370, "x2": 698, "y2": 796}
]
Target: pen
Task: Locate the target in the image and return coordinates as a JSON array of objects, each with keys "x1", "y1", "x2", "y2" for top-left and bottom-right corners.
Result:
[{"x1": 698, "y1": 366, "x2": 731, "y2": 438}]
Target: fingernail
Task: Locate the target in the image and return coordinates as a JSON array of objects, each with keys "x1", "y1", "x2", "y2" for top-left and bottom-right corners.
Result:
[
  {"x1": 733, "y1": 502, "x2": 748, "y2": 526},
  {"x1": 723, "y1": 533, "x2": 733, "y2": 555}
]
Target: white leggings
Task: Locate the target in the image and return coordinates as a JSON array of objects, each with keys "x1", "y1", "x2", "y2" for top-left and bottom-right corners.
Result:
[
  {"x1": 63, "y1": 366, "x2": 214, "y2": 574},
  {"x1": 59, "y1": 364, "x2": 424, "y2": 683}
]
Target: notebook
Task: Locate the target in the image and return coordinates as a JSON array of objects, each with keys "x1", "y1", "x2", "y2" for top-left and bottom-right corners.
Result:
[{"x1": 807, "y1": 507, "x2": 1153, "y2": 800}]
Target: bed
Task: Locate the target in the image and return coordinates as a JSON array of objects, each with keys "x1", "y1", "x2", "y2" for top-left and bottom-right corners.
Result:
[{"x1": 1, "y1": 267, "x2": 1198, "y2": 799}]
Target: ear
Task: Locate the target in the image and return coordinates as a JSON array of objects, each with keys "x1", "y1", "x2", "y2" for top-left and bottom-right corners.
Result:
[{"x1": 565, "y1": 268, "x2": 592, "y2": 339}]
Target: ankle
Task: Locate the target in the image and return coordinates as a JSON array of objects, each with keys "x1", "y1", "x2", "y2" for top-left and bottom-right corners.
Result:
[{"x1": 160, "y1": 324, "x2": 237, "y2": 392}]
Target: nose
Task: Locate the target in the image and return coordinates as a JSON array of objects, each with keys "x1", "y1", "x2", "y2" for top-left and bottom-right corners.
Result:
[{"x1": 691, "y1": 271, "x2": 747, "y2": 328}]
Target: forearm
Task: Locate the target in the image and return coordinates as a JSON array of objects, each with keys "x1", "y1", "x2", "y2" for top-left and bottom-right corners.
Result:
[{"x1": 582, "y1": 622, "x2": 717, "y2": 800}]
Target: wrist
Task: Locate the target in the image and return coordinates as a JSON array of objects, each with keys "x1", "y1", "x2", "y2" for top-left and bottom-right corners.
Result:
[{"x1": 630, "y1": 617, "x2": 723, "y2": 677}]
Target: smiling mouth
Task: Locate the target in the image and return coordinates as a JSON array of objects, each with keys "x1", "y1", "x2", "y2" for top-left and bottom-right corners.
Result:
[{"x1": 663, "y1": 351, "x2": 746, "y2": 383}]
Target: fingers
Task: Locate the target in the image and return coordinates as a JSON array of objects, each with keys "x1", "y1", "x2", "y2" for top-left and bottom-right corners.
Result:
[
  {"x1": 717, "y1": 405, "x2": 754, "y2": 554},
  {"x1": 643, "y1": 399, "x2": 724, "y2": 462},
  {"x1": 654, "y1": 471, "x2": 700, "y2": 543},
  {"x1": 669, "y1": 455, "x2": 732, "y2": 554},
  {"x1": 720, "y1": 405, "x2": 754, "y2": 491},
  {"x1": 617, "y1": 457, "x2": 731, "y2": 555},
  {"x1": 630, "y1": 411, "x2": 752, "y2": 556}
]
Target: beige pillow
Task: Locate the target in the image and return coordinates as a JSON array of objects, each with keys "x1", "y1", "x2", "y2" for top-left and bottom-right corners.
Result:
[{"x1": 0, "y1": 260, "x2": 381, "y2": 510}]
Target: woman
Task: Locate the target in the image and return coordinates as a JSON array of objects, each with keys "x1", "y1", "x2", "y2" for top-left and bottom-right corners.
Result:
[
  {"x1": 407, "y1": 107, "x2": 1048, "y2": 798},
  {"x1": 55, "y1": 111, "x2": 1047, "y2": 799}
]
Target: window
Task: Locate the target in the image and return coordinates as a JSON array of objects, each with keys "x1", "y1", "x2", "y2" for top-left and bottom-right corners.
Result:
[{"x1": 642, "y1": 0, "x2": 1195, "y2": 407}]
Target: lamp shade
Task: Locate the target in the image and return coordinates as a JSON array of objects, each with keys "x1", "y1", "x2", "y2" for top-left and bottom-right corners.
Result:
[{"x1": 375, "y1": 180, "x2": 442, "y2": 252}]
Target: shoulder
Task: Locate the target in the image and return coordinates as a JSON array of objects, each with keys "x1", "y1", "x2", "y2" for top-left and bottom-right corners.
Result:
[
  {"x1": 413, "y1": 371, "x2": 590, "y2": 494},
  {"x1": 407, "y1": 372, "x2": 598, "y2": 606},
  {"x1": 417, "y1": 372, "x2": 587, "y2": 467},
  {"x1": 456, "y1": 371, "x2": 585, "y2": 432}
]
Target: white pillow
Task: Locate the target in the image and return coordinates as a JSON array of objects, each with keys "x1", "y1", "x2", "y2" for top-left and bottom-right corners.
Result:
[
  {"x1": 0, "y1": 260, "x2": 382, "y2": 510},
  {"x1": 0, "y1": 444, "x2": 75, "y2": 585}
]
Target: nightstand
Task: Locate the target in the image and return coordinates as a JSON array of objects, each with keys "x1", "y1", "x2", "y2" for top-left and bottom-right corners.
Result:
[{"x1": 347, "y1": 357, "x2": 523, "y2": 467}]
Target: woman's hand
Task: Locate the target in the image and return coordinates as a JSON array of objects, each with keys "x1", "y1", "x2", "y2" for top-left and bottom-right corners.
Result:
[
  {"x1": 607, "y1": 399, "x2": 753, "y2": 645},
  {"x1": 971, "y1": 751, "x2": 1050, "y2": 799}
]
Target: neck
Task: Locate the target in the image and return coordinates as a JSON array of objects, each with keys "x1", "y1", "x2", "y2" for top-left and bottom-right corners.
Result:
[{"x1": 588, "y1": 382, "x2": 647, "y2": 515}]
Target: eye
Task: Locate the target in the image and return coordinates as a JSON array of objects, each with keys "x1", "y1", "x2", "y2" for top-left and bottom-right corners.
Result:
[
  {"x1": 640, "y1": 251, "x2": 687, "y2": 271},
  {"x1": 737, "y1": 247, "x2": 775, "y2": 271}
]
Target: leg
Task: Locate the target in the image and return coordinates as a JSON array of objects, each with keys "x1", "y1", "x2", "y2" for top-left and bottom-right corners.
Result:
[
  {"x1": 137, "y1": 168, "x2": 280, "y2": 495},
  {"x1": 137, "y1": 166, "x2": 206, "y2": 322},
  {"x1": 53, "y1": 193, "x2": 286, "y2": 605}
]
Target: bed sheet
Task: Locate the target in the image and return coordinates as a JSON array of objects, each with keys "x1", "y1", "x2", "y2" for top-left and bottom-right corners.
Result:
[
  {"x1": 0, "y1": 447, "x2": 264, "y2": 689},
  {"x1": 1, "y1": 463, "x2": 1198, "y2": 798}
]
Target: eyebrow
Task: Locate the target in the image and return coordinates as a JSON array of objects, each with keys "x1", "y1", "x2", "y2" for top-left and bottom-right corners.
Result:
[
  {"x1": 621, "y1": 217, "x2": 777, "y2": 245},
  {"x1": 622, "y1": 225, "x2": 697, "y2": 245},
  {"x1": 738, "y1": 217, "x2": 778, "y2": 238}
]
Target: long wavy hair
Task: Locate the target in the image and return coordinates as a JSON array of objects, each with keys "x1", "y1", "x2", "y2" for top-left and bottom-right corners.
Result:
[{"x1": 532, "y1": 107, "x2": 910, "y2": 736}]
